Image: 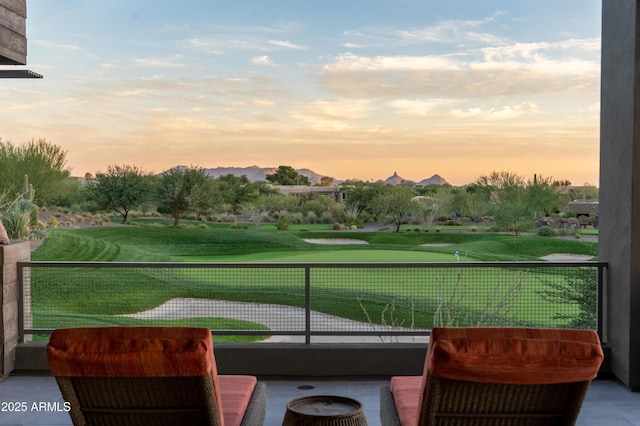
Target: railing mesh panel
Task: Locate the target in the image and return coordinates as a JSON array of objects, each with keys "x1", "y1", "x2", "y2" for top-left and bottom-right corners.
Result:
[{"x1": 19, "y1": 262, "x2": 602, "y2": 343}]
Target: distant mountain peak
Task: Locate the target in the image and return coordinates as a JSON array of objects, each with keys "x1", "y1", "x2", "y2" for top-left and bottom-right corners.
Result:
[{"x1": 172, "y1": 165, "x2": 449, "y2": 186}]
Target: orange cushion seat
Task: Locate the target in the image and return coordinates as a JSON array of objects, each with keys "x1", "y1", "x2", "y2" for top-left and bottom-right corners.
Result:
[
  {"x1": 390, "y1": 376, "x2": 422, "y2": 426},
  {"x1": 46, "y1": 326, "x2": 218, "y2": 378},
  {"x1": 387, "y1": 327, "x2": 604, "y2": 426},
  {"x1": 46, "y1": 327, "x2": 264, "y2": 426},
  {"x1": 424, "y1": 327, "x2": 603, "y2": 385},
  {"x1": 218, "y1": 375, "x2": 257, "y2": 426}
]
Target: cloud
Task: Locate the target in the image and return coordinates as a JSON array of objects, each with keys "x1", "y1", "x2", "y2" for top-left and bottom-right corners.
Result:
[
  {"x1": 188, "y1": 23, "x2": 305, "y2": 54},
  {"x1": 252, "y1": 55, "x2": 276, "y2": 66},
  {"x1": 448, "y1": 102, "x2": 540, "y2": 120},
  {"x1": 102, "y1": 55, "x2": 187, "y2": 69},
  {"x1": 341, "y1": 12, "x2": 508, "y2": 49},
  {"x1": 252, "y1": 99, "x2": 276, "y2": 107},
  {"x1": 388, "y1": 99, "x2": 454, "y2": 116},
  {"x1": 268, "y1": 40, "x2": 305, "y2": 50},
  {"x1": 318, "y1": 37, "x2": 600, "y2": 98},
  {"x1": 394, "y1": 12, "x2": 508, "y2": 45},
  {"x1": 289, "y1": 98, "x2": 374, "y2": 130},
  {"x1": 31, "y1": 40, "x2": 82, "y2": 52}
]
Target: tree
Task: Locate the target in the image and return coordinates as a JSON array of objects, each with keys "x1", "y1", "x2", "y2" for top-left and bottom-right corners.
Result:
[
  {"x1": 155, "y1": 166, "x2": 208, "y2": 227},
  {"x1": 475, "y1": 171, "x2": 568, "y2": 234},
  {"x1": 412, "y1": 196, "x2": 441, "y2": 231},
  {"x1": 319, "y1": 176, "x2": 334, "y2": 186},
  {"x1": 85, "y1": 165, "x2": 153, "y2": 224},
  {"x1": 0, "y1": 138, "x2": 71, "y2": 205},
  {"x1": 266, "y1": 165, "x2": 310, "y2": 186},
  {"x1": 475, "y1": 171, "x2": 531, "y2": 235},
  {"x1": 191, "y1": 175, "x2": 220, "y2": 219},
  {"x1": 372, "y1": 184, "x2": 416, "y2": 232},
  {"x1": 216, "y1": 174, "x2": 259, "y2": 214},
  {"x1": 527, "y1": 175, "x2": 569, "y2": 217},
  {"x1": 261, "y1": 193, "x2": 300, "y2": 216},
  {"x1": 538, "y1": 268, "x2": 597, "y2": 329},
  {"x1": 243, "y1": 200, "x2": 268, "y2": 229},
  {"x1": 461, "y1": 185, "x2": 491, "y2": 222},
  {"x1": 341, "y1": 180, "x2": 386, "y2": 221}
]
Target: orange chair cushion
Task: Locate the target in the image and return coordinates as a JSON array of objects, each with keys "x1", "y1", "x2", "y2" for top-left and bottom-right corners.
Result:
[
  {"x1": 390, "y1": 376, "x2": 422, "y2": 426},
  {"x1": 390, "y1": 328, "x2": 604, "y2": 426},
  {"x1": 424, "y1": 327, "x2": 604, "y2": 385},
  {"x1": 218, "y1": 375, "x2": 257, "y2": 426},
  {"x1": 46, "y1": 327, "x2": 218, "y2": 378}
]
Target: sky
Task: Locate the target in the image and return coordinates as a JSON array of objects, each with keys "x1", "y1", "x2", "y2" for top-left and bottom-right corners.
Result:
[{"x1": 0, "y1": 0, "x2": 602, "y2": 186}]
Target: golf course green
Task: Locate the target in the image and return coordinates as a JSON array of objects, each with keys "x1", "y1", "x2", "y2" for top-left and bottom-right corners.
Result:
[{"x1": 27, "y1": 224, "x2": 598, "y2": 340}]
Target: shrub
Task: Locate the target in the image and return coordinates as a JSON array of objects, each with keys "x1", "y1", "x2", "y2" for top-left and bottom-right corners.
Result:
[
  {"x1": 230, "y1": 223, "x2": 249, "y2": 229},
  {"x1": 28, "y1": 227, "x2": 49, "y2": 240},
  {"x1": 320, "y1": 212, "x2": 334, "y2": 224},
  {"x1": 306, "y1": 211, "x2": 317, "y2": 224},
  {"x1": 276, "y1": 216, "x2": 289, "y2": 231},
  {"x1": 1, "y1": 206, "x2": 31, "y2": 239},
  {"x1": 290, "y1": 212, "x2": 304, "y2": 224},
  {"x1": 332, "y1": 222, "x2": 342, "y2": 231},
  {"x1": 537, "y1": 226, "x2": 555, "y2": 237}
]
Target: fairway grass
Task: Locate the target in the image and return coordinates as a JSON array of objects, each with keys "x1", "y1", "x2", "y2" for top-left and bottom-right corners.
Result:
[
  {"x1": 179, "y1": 249, "x2": 472, "y2": 263},
  {"x1": 29, "y1": 225, "x2": 599, "y2": 333}
]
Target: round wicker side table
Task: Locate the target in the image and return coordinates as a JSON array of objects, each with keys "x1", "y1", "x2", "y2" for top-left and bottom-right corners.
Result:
[{"x1": 282, "y1": 395, "x2": 367, "y2": 426}]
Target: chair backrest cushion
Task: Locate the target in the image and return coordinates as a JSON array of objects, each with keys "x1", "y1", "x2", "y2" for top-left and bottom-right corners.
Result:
[
  {"x1": 47, "y1": 326, "x2": 218, "y2": 379},
  {"x1": 424, "y1": 327, "x2": 603, "y2": 385}
]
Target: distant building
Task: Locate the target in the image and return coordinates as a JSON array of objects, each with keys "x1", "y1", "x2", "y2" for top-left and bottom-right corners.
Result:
[
  {"x1": 567, "y1": 200, "x2": 599, "y2": 215},
  {"x1": 270, "y1": 185, "x2": 345, "y2": 203}
]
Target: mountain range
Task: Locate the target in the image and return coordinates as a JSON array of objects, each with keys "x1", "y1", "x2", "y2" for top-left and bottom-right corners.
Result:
[{"x1": 201, "y1": 165, "x2": 448, "y2": 186}]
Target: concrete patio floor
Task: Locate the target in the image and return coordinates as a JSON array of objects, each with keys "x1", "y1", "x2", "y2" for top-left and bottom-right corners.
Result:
[{"x1": 0, "y1": 375, "x2": 639, "y2": 425}]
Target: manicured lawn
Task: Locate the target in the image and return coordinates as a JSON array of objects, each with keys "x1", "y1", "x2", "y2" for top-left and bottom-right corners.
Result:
[
  {"x1": 29, "y1": 225, "x2": 598, "y2": 332},
  {"x1": 181, "y1": 249, "x2": 468, "y2": 263}
]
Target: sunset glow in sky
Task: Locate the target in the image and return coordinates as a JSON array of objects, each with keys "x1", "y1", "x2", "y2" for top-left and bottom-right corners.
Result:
[{"x1": 1, "y1": 0, "x2": 601, "y2": 186}]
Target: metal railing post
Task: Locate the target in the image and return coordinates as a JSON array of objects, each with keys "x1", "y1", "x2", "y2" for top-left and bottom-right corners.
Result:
[
  {"x1": 305, "y1": 266, "x2": 311, "y2": 344},
  {"x1": 597, "y1": 263, "x2": 606, "y2": 343},
  {"x1": 17, "y1": 262, "x2": 24, "y2": 343}
]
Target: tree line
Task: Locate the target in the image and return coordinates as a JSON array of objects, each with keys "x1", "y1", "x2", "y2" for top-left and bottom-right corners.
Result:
[{"x1": 0, "y1": 139, "x2": 599, "y2": 240}]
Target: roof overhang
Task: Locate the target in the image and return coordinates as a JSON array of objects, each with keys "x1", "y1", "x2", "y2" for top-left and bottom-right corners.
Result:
[{"x1": 0, "y1": 69, "x2": 42, "y2": 78}]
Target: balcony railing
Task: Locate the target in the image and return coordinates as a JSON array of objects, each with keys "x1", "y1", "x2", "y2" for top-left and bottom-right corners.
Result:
[{"x1": 17, "y1": 261, "x2": 606, "y2": 344}]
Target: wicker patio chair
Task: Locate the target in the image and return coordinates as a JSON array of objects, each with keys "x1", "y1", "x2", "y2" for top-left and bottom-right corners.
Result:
[
  {"x1": 380, "y1": 327, "x2": 604, "y2": 426},
  {"x1": 46, "y1": 326, "x2": 266, "y2": 426}
]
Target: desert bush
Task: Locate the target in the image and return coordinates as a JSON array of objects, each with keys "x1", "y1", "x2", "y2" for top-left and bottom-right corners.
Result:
[
  {"x1": 290, "y1": 212, "x2": 304, "y2": 224},
  {"x1": 320, "y1": 212, "x2": 334, "y2": 224},
  {"x1": 1, "y1": 206, "x2": 31, "y2": 239},
  {"x1": 537, "y1": 226, "x2": 555, "y2": 237},
  {"x1": 306, "y1": 211, "x2": 317, "y2": 224},
  {"x1": 230, "y1": 223, "x2": 249, "y2": 229},
  {"x1": 28, "y1": 227, "x2": 49, "y2": 240},
  {"x1": 276, "y1": 216, "x2": 289, "y2": 231}
]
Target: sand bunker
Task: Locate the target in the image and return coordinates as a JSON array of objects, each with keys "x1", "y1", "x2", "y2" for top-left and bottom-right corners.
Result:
[
  {"x1": 303, "y1": 238, "x2": 368, "y2": 245},
  {"x1": 541, "y1": 253, "x2": 593, "y2": 261},
  {"x1": 421, "y1": 243, "x2": 453, "y2": 247},
  {"x1": 122, "y1": 298, "x2": 427, "y2": 343}
]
